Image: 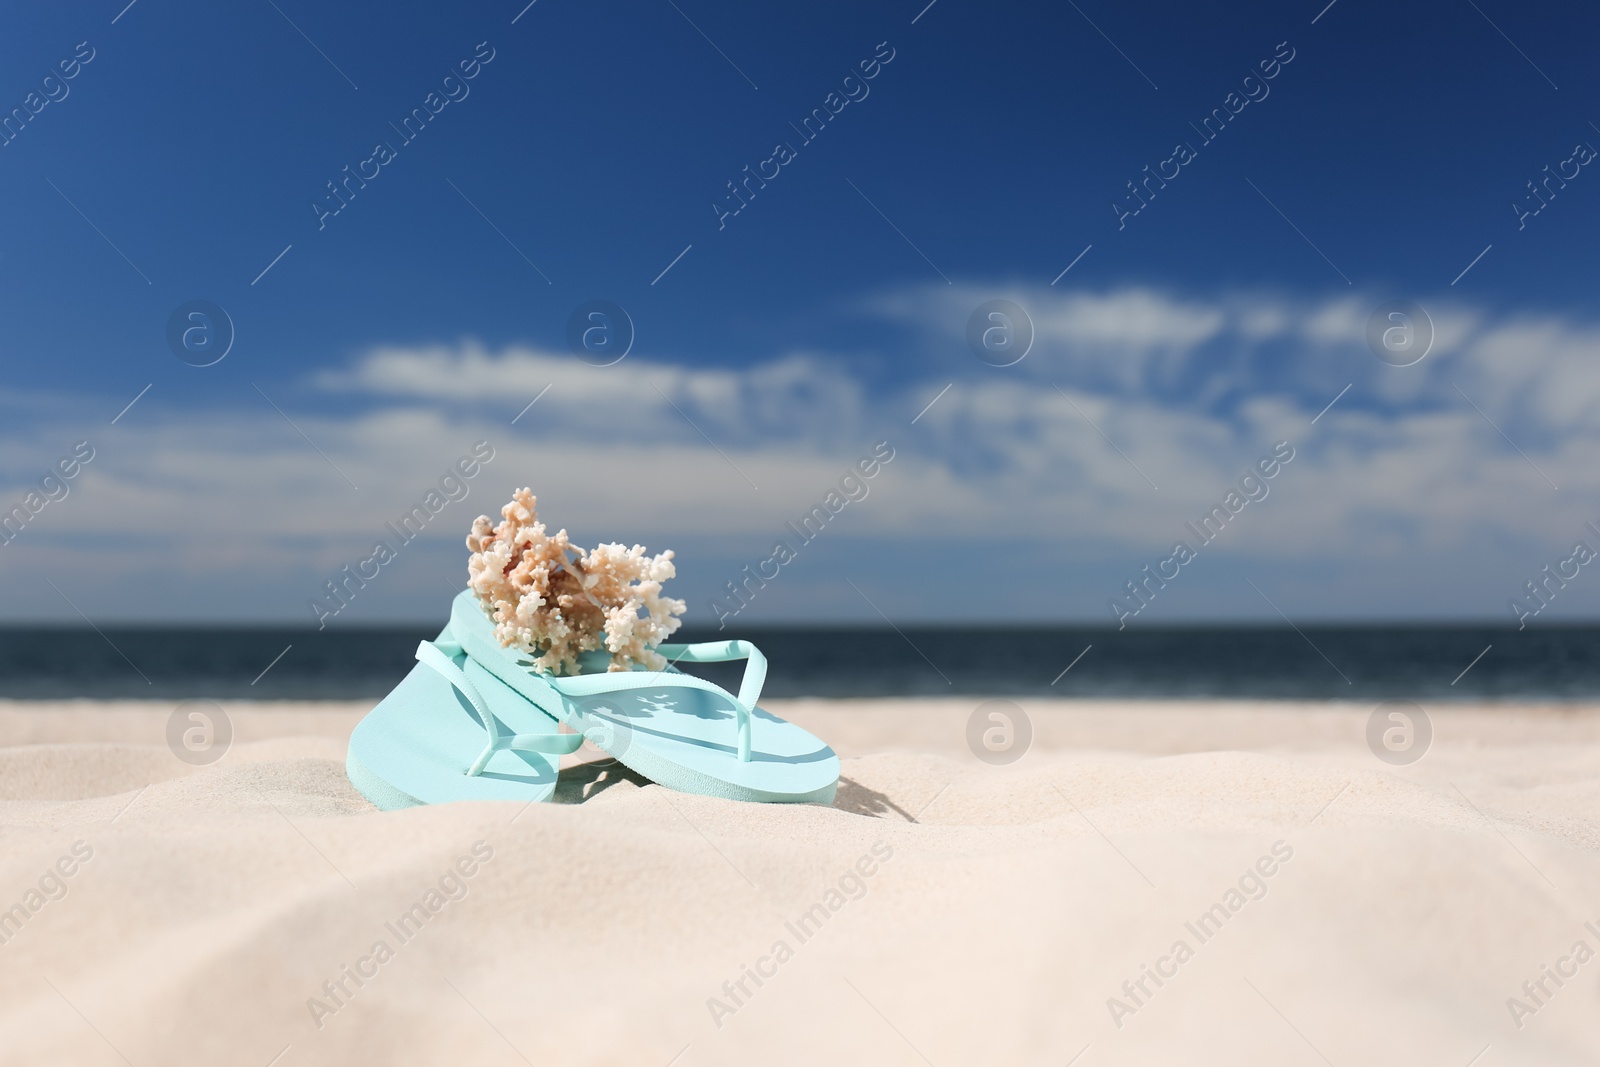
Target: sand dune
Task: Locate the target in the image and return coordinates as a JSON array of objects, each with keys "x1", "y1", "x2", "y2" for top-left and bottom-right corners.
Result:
[{"x1": 1, "y1": 699, "x2": 1597, "y2": 1066}]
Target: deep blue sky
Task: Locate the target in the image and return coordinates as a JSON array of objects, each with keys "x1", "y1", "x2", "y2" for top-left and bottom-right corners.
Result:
[{"x1": 2, "y1": 0, "x2": 1598, "y2": 625}]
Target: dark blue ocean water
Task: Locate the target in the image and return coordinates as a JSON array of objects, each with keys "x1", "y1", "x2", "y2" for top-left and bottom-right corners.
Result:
[{"x1": 0, "y1": 623, "x2": 1594, "y2": 700}]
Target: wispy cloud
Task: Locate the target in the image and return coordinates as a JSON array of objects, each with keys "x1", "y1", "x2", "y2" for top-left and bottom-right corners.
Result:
[{"x1": 4, "y1": 285, "x2": 1600, "y2": 621}]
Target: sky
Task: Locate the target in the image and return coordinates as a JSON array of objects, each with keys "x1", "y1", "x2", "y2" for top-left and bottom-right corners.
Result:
[{"x1": 1, "y1": 0, "x2": 1598, "y2": 627}]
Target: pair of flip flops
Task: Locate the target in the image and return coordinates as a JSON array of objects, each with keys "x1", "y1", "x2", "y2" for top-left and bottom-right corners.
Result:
[{"x1": 347, "y1": 591, "x2": 840, "y2": 808}]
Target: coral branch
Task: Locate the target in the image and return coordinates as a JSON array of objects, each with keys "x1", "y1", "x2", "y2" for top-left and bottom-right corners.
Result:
[{"x1": 465, "y1": 489, "x2": 686, "y2": 674}]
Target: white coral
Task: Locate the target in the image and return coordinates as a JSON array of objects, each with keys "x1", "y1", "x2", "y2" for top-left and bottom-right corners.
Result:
[{"x1": 465, "y1": 489, "x2": 685, "y2": 674}]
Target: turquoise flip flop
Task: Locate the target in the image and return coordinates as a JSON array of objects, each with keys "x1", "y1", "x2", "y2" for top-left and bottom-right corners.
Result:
[
  {"x1": 449, "y1": 591, "x2": 839, "y2": 805},
  {"x1": 346, "y1": 631, "x2": 585, "y2": 811}
]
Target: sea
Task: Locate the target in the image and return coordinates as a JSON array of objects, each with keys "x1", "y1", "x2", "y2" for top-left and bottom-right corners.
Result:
[{"x1": 0, "y1": 623, "x2": 1595, "y2": 701}]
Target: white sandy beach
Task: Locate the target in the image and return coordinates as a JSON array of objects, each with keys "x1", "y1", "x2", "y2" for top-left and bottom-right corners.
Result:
[{"x1": 1, "y1": 698, "x2": 1597, "y2": 1066}]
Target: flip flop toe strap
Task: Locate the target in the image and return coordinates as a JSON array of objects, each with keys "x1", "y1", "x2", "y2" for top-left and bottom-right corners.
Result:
[
  {"x1": 543, "y1": 641, "x2": 767, "y2": 762},
  {"x1": 659, "y1": 640, "x2": 767, "y2": 762},
  {"x1": 415, "y1": 641, "x2": 582, "y2": 776}
]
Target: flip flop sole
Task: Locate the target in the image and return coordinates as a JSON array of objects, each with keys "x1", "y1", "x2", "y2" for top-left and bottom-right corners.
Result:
[
  {"x1": 347, "y1": 660, "x2": 566, "y2": 810},
  {"x1": 562, "y1": 687, "x2": 839, "y2": 804}
]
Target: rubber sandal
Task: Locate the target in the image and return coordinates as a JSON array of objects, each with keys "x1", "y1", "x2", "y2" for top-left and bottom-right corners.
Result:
[
  {"x1": 448, "y1": 590, "x2": 839, "y2": 805},
  {"x1": 346, "y1": 628, "x2": 585, "y2": 811}
]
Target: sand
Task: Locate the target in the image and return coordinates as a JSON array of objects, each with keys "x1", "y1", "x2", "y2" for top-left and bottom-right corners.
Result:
[{"x1": 1, "y1": 698, "x2": 1598, "y2": 1066}]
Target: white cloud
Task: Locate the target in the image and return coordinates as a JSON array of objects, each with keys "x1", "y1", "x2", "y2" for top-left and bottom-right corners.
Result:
[
  {"x1": 5, "y1": 286, "x2": 1600, "y2": 622},
  {"x1": 313, "y1": 341, "x2": 867, "y2": 446},
  {"x1": 1301, "y1": 295, "x2": 1367, "y2": 346}
]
